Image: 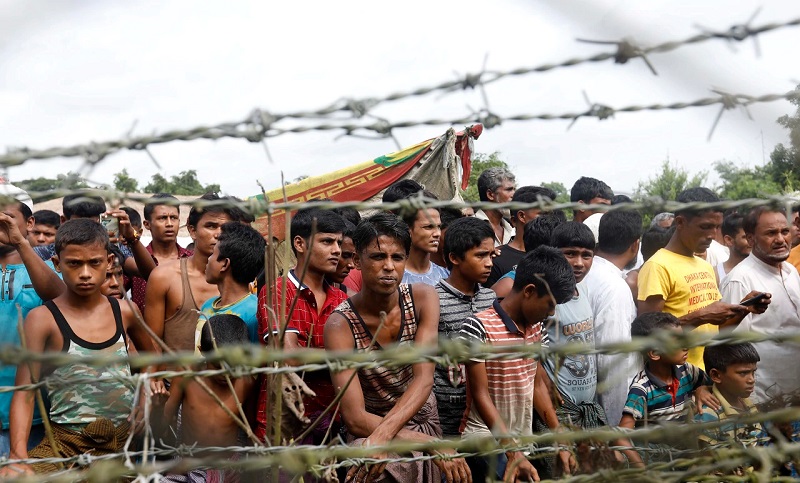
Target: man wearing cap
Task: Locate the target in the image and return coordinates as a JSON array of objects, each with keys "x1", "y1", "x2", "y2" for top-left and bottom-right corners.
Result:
[{"x1": 0, "y1": 184, "x2": 66, "y2": 457}]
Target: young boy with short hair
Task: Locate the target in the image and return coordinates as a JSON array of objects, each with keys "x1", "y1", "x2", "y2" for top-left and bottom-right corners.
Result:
[
  {"x1": 434, "y1": 216, "x2": 497, "y2": 437},
  {"x1": 195, "y1": 222, "x2": 265, "y2": 346},
  {"x1": 5, "y1": 219, "x2": 154, "y2": 474},
  {"x1": 155, "y1": 314, "x2": 256, "y2": 481},
  {"x1": 28, "y1": 209, "x2": 60, "y2": 247},
  {"x1": 400, "y1": 191, "x2": 449, "y2": 285},
  {"x1": 618, "y1": 311, "x2": 717, "y2": 467},
  {"x1": 695, "y1": 342, "x2": 763, "y2": 449}
]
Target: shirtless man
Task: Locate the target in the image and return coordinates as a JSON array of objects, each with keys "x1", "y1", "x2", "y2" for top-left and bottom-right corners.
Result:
[{"x1": 144, "y1": 193, "x2": 235, "y2": 353}]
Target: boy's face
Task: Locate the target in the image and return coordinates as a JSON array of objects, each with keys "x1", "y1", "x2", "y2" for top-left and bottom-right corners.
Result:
[
  {"x1": 55, "y1": 241, "x2": 110, "y2": 296},
  {"x1": 29, "y1": 223, "x2": 58, "y2": 247},
  {"x1": 409, "y1": 209, "x2": 441, "y2": 255},
  {"x1": 330, "y1": 236, "x2": 355, "y2": 284},
  {"x1": 355, "y1": 235, "x2": 407, "y2": 296},
  {"x1": 520, "y1": 284, "x2": 556, "y2": 326},
  {"x1": 724, "y1": 228, "x2": 751, "y2": 258},
  {"x1": 145, "y1": 205, "x2": 180, "y2": 244},
  {"x1": 101, "y1": 260, "x2": 124, "y2": 299},
  {"x1": 1, "y1": 203, "x2": 33, "y2": 240},
  {"x1": 712, "y1": 363, "x2": 757, "y2": 400},
  {"x1": 296, "y1": 232, "x2": 342, "y2": 276},
  {"x1": 204, "y1": 242, "x2": 228, "y2": 284},
  {"x1": 188, "y1": 212, "x2": 231, "y2": 258},
  {"x1": 559, "y1": 246, "x2": 594, "y2": 284},
  {"x1": 655, "y1": 325, "x2": 688, "y2": 366},
  {"x1": 451, "y1": 237, "x2": 494, "y2": 285}
]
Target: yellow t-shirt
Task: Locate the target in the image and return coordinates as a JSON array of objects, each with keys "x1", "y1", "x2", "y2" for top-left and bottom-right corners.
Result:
[
  {"x1": 788, "y1": 244, "x2": 800, "y2": 274},
  {"x1": 638, "y1": 248, "x2": 721, "y2": 368}
]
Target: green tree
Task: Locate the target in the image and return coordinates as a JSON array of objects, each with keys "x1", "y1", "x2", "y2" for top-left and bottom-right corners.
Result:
[
  {"x1": 714, "y1": 161, "x2": 781, "y2": 200},
  {"x1": 17, "y1": 172, "x2": 90, "y2": 201},
  {"x1": 113, "y1": 169, "x2": 139, "y2": 193},
  {"x1": 541, "y1": 181, "x2": 570, "y2": 203},
  {"x1": 635, "y1": 160, "x2": 707, "y2": 201},
  {"x1": 756, "y1": 84, "x2": 800, "y2": 191},
  {"x1": 144, "y1": 170, "x2": 220, "y2": 195},
  {"x1": 462, "y1": 152, "x2": 510, "y2": 202}
]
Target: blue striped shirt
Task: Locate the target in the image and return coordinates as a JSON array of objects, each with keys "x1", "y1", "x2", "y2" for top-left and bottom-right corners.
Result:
[{"x1": 623, "y1": 363, "x2": 709, "y2": 426}]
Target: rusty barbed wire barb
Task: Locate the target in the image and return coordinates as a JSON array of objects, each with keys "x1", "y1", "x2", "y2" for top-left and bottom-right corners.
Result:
[
  {"x1": 707, "y1": 88, "x2": 754, "y2": 140},
  {"x1": 576, "y1": 37, "x2": 658, "y2": 75},
  {"x1": 568, "y1": 91, "x2": 616, "y2": 130},
  {"x1": 696, "y1": 7, "x2": 764, "y2": 57}
]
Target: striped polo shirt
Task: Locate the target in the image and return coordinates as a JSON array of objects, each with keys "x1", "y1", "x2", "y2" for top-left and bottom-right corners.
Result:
[
  {"x1": 623, "y1": 362, "x2": 710, "y2": 427},
  {"x1": 460, "y1": 299, "x2": 544, "y2": 439},
  {"x1": 433, "y1": 279, "x2": 496, "y2": 436}
]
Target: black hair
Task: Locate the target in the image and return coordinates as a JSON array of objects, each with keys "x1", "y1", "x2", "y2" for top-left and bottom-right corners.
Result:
[
  {"x1": 439, "y1": 206, "x2": 464, "y2": 231},
  {"x1": 32, "y1": 209, "x2": 59, "y2": 228},
  {"x1": 549, "y1": 221, "x2": 595, "y2": 250},
  {"x1": 62, "y1": 192, "x2": 106, "y2": 219},
  {"x1": 611, "y1": 194, "x2": 633, "y2": 205},
  {"x1": 290, "y1": 207, "x2": 346, "y2": 255},
  {"x1": 342, "y1": 219, "x2": 357, "y2": 239},
  {"x1": 442, "y1": 217, "x2": 494, "y2": 270},
  {"x1": 598, "y1": 210, "x2": 642, "y2": 254},
  {"x1": 143, "y1": 193, "x2": 179, "y2": 222},
  {"x1": 55, "y1": 218, "x2": 110, "y2": 255},
  {"x1": 631, "y1": 311, "x2": 680, "y2": 338},
  {"x1": 742, "y1": 206, "x2": 785, "y2": 235},
  {"x1": 187, "y1": 192, "x2": 237, "y2": 229},
  {"x1": 511, "y1": 186, "x2": 556, "y2": 223},
  {"x1": 641, "y1": 225, "x2": 673, "y2": 262},
  {"x1": 120, "y1": 206, "x2": 142, "y2": 229},
  {"x1": 225, "y1": 196, "x2": 255, "y2": 223},
  {"x1": 216, "y1": 222, "x2": 266, "y2": 284},
  {"x1": 352, "y1": 212, "x2": 411, "y2": 255},
  {"x1": 108, "y1": 245, "x2": 124, "y2": 266},
  {"x1": 522, "y1": 213, "x2": 565, "y2": 253},
  {"x1": 570, "y1": 177, "x2": 613, "y2": 203},
  {"x1": 382, "y1": 180, "x2": 423, "y2": 203},
  {"x1": 400, "y1": 190, "x2": 440, "y2": 228},
  {"x1": 512, "y1": 246, "x2": 575, "y2": 304},
  {"x1": 722, "y1": 212, "x2": 745, "y2": 238},
  {"x1": 332, "y1": 206, "x2": 361, "y2": 226},
  {"x1": 704, "y1": 342, "x2": 760, "y2": 374},
  {"x1": 675, "y1": 187, "x2": 721, "y2": 220},
  {"x1": 199, "y1": 314, "x2": 249, "y2": 353}
]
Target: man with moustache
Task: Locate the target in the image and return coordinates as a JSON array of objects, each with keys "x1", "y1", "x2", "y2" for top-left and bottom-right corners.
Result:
[{"x1": 721, "y1": 206, "x2": 800, "y2": 403}]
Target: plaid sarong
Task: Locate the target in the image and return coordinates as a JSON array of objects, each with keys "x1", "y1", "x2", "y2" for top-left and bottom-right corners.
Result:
[{"x1": 28, "y1": 418, "x2": 130, "y2": 473}]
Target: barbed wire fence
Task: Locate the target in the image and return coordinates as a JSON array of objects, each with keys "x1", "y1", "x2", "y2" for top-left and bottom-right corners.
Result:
[{"x1": 1, "y1": 12, "x2": 800, "y2": 483}]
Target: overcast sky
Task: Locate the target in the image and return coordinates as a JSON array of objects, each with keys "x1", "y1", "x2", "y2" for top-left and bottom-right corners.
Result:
[{"x1": 1, "y1": 0, "x2": 798, "y2": 198}]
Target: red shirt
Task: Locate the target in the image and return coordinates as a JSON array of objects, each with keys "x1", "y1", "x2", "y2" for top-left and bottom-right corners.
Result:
[
  {"x1": 130, "y1": 243, "x2": 193, "y2": 312},
  {"x1": 255, "y1": 270, "x2": 348, "y2": 441}
]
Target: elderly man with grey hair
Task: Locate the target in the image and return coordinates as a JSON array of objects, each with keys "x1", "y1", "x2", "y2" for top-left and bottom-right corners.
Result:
[
  {"x1": 650, "y1": 212, "x2": 674, "y2": 229},
  {"x1": 475, "y1": 167, "x2": 516, "y2": 246}
]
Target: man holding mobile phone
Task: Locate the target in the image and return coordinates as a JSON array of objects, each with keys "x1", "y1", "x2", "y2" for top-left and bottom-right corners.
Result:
[{"x1": 721, "y1": 206, "x2": 799, "y2": 404}]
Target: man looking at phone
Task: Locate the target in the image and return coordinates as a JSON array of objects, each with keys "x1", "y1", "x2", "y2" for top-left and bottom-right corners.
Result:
[{"x1": 720, "y1": 206, "x2": 799, "y2": 403}]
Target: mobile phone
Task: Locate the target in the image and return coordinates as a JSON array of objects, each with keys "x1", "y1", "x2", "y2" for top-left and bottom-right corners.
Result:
[
  {"x1": 740, "y1": 293, "x2": 767, "y2": 307},
  {"x1": 100, "y1": 214, "x2": 119, "y2": 236}
]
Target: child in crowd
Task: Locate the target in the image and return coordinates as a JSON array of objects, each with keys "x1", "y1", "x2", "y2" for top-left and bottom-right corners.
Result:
[
  {"x1": 101, "y1": 246, "x2": 126, "y2": 299},
  {"x1": 28, "y1": 209, "x2": 60, "y2": 247},
  {"x1": 5, "y1": 219, "x2": 155, "y2": 474},
  {"x1": 156, "y1": 314, "x2": 256, "y2": 482},
  {"x1": 695, "y1": 343, "x2": 763, "y2": 449},
  {"x1": 617, "y1": 312, "x2": 717, "y2": 467},
  {"x1": 400, "y1": 190, "x2": 449, "y2": 285}
]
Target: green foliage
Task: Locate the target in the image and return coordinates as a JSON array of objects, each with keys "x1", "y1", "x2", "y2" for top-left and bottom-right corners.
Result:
[
  {"x1": 144, "y1": 170, "x2": 219, "y2": 195},
  {"x1": 113, "y1": 169, "x2": 139, "y2": 193},
  {"x1": 17, "y1": 172, "x2": 90, "y2": 201},
  {"x1": 714, "y1": 161, "x2": 781, "y2": 200},
  {"x1": 462, "y1": 152, "x2": 510, "y2": 202},
  {"x1": 541, "y1": 181, "x2": 570, "y2": 203},
  {"x1": 635, "y1": 160, "x2": 707, "y2": 201},
  {"x1": 763, "y1": 85, "x2": 800, "y2": 192}
]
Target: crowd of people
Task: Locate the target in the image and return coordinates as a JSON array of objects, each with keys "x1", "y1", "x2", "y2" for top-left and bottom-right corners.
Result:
[{"x1": 0, "y1": 167, "x2": 799, "y2": 482}]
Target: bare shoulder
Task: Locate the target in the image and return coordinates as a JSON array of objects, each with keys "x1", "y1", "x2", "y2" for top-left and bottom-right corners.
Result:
[
  {"x1": 410, "y1": 283, "x2": 437, "y2": 302},
  {"x1": 148, "y1": 261, "x2": 182, "y2": 286},
  {"x1": 118, "y1": 299, "x2": 143, "y2": 325},
  {"x1": 323, "y1": 311, "x2": 353, "y2": 350},
  {"x1": 24, "y1": 304, "x2": 60, "y2": 348}
]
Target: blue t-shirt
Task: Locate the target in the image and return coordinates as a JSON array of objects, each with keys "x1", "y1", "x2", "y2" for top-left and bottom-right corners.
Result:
[
  {"x1": 194, "y1": 294, "x2": 259, "y2": 351},
  {"x1": 0, "y1": 261, "x2": 57, "y2": 428},
  {"x1": 401, "y1": 263, "x2": 449, "y2": 286}
]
